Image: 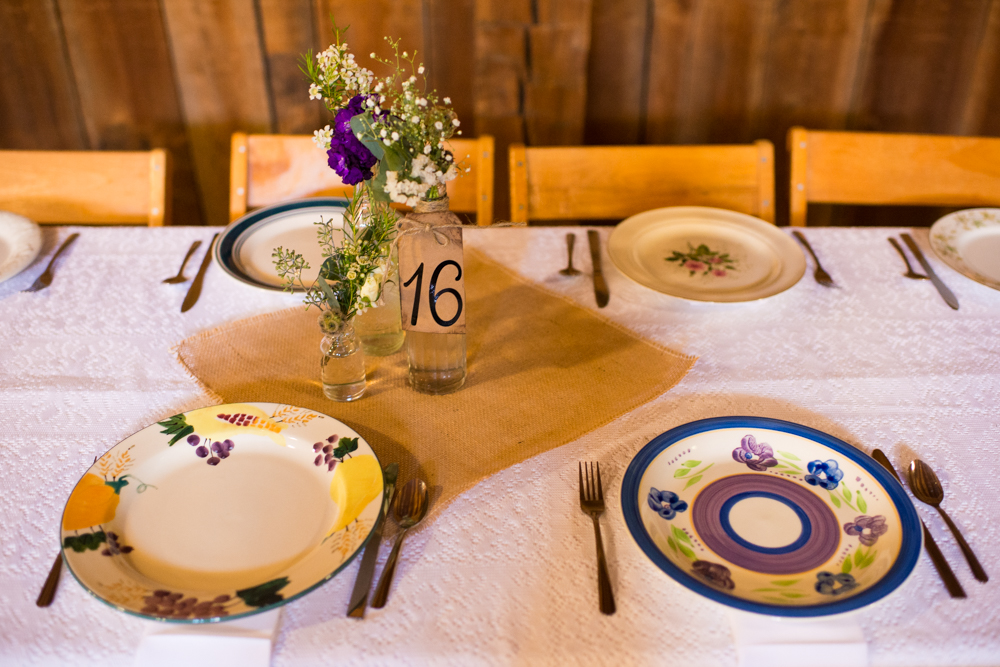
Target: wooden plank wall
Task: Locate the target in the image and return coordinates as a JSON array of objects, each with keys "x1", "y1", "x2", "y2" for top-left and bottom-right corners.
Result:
[{"x1": 1, "y1": 0, "x2": 998, "y2": 226}]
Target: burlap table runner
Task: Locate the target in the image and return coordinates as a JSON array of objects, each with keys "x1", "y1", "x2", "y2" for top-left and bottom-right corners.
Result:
[{"x1": 175, "y1": 249, "x2": 695, "y2": 519}]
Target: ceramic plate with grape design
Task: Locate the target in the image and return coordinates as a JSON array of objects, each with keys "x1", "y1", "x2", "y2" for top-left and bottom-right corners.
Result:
[
  {"x1": 621, "y1": 417, "x2": 922, "y2": 617},
  {"x1": 607, "y1": 207, "x2": 806, "y2": 302},
  {"x1": 60, "y1": 402, "x2": 383, "y2": 623}
]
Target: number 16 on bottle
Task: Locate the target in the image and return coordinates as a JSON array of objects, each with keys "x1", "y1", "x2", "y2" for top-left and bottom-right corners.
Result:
[{"x1": 397, "y1": 227, "x2": 467, "y2": 334}]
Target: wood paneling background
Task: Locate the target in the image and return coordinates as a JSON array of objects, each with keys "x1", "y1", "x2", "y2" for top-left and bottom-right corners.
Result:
[{"x1": 2, "y1": 0, "x2": 997, "y2": 226}]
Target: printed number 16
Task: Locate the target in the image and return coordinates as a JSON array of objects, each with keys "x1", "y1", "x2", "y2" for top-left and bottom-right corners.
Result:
[{"x1": 403, "y1": 260, "x2": 463, "y2": 327}]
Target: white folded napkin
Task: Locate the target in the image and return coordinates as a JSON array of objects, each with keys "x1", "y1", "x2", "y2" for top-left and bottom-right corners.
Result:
[
  {"x1": 134, "y1": 609, "x2": 281, "y2": 667},
  {"x1": 727, "y1": 609, "x2": 868, "y2": 667}
]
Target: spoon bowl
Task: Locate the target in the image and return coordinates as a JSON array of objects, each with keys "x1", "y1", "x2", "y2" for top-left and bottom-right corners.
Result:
[
  {"x1": 371, "y1": 479, "x2": 429, "y2": 607},
  {"x1": 908, "y1": 459, "x2": 988, "y2": 582}
]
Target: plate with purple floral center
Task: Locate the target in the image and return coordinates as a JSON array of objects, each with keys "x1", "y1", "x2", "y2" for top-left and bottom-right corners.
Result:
[
  {"x1": 59, "y1": 402, "x2": 384, "y2": 623},
  {"x1": 607, "y1": 207, "x2": 805, "y2": 302},
  {"x1": 621, "y1": 417, "x2": 922, "y2": 617}
]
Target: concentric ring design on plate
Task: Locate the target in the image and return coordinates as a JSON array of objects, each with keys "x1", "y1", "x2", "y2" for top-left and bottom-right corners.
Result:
[
  {"x1": 929, "y1": 208, "x2": 1000, "y2": 291},
  {"x1": 216, "y1": 197, "x2": 349, "y2": 291},
  {"x1": 621, "y1": 417, "x2": 922, "y2": 617},
  {"x1": 59, "y1": 402, "x2": 384, "y2": 623},
  {"x1": 693, "y1": 475, "x2": 840, "y2": 574},
  {"x1": 607, "y1": 207, "x2": 806, "y2": 302}
]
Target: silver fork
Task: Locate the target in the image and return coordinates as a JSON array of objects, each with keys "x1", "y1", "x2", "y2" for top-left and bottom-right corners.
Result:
[
  {"x1": 792, "y1": 231, "x2": 835, "y2": 287},
  {"x1": 22, "y1": 233, "x2": 80, "y2": 293},
  {"x1": 579, "y1": 462, "x2": 615, "y2": 615}
]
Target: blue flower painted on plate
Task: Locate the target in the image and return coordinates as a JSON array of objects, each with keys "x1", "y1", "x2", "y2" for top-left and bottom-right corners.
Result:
[
  {"x1": 731, "y1": 434, "x2": 778, "y2": 471},
  {"x1": 815, "y1": 571, "x2": 858, "y2": 596},
  {"x1": 692, "y1": 560, "x2": 735, "y2": 590},
  {"x1": 648, "y1": 487, "x2": 689, "y2": 520},
  {"x1": 805, "y1": 459, "x2": 844, "y2": 490},
  {"x1": 843, "y1": 515, "x2": 888, "y2": 546}
]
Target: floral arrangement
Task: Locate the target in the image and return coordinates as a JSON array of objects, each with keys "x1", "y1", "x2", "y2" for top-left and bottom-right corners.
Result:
[
  {"x1": 272, "y1": 187, "x2": 396, "y2": 331},
  {"x1": 303, "y1": 23, "x2": 465, "y2": 206}
]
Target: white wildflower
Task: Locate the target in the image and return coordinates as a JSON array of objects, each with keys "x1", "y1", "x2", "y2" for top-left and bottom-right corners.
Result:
[
  {"x1": 443, "y1": 97, "x2": 451, "y2": 104},
  {"x1": 434, "y1": 121, "x2": 443, "y2": 130},
  {"x1": 417, "y1": 66, "x2": 424, "y2": 74},
  {"x1": 452, "y1": 119, "x2": 460, "y2": 127}
]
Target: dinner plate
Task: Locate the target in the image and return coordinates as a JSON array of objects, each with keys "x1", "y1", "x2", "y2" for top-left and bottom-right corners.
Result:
[
  {"x1": 929, "y1": 208, "x2": 1000, "y2": 291},
  {"x1": 607, "y1": 207, "x2": 805, "y2": 302},
  {"x1": 0, "y1": 211, "x2": 43, "y2": 284},
  {"x1": 621, "y1": 417, "x2": 921, "y2": 617},
  {"x1": 60, "y1": 402, "x2": 384, "y2": 623},
  {"x1": 216, "y1": 198, "x2": 348, "y2": 291}
]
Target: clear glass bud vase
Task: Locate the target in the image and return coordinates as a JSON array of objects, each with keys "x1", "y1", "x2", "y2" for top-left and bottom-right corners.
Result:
[
  {"x1": 404, "y1": 195, "x2": 467, "y2": 394},
  {"x1": 319, "y1": 316, "x2": 366, "y2": 401},
  {"x1": 354, "y1": 250, "x2": 405, "y2": 356}
]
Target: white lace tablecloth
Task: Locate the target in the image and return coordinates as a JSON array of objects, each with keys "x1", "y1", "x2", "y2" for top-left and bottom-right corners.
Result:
[{"x1": 1, "y1": 225, "x2": 998, "y2": 666}]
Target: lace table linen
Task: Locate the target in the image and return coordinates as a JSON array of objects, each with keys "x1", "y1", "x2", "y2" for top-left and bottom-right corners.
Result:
[{"x1": 1, "y1": 225, "x2": 997, "y2": 666}]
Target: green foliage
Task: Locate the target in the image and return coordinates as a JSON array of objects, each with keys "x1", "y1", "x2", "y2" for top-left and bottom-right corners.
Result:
[
  {"x1": 333, "y1": 436, "x2": 360, "y2": 459},
  {"x1": 236, "y1": 577, "x2": 290, "y2": 608},
  {"x1": 857, "y1": 495, "x2": 868, "y2": 513},
  {"x1": 157, "y1": 414, "x2": 193, "y2": 446},
  {"x1": 63, "y1": 531, "x2": 107, "y2": 553}
]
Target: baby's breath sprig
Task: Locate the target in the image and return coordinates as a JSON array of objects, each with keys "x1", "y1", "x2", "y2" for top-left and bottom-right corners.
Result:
[{"x1": 273, "y1": 181, "x2": 397, "y2": 330}]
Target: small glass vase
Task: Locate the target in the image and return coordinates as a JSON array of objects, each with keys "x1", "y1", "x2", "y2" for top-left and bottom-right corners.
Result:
[
  {"x1": 319, "y1": 316, "x2": 366, "y2": 401},
  {"x1": 404, "y1": 195, "x2": 467, "y2": 394},
  {"x1": 354, "y1": 252, "x2": 405, "y2": 356}
]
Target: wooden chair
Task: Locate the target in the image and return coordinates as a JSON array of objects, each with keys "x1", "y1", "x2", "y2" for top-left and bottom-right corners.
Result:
[
  {"x1": 508, "y1": 142, "x2": 775, "y2": 224},
  {"x1": 788, "y1": 127, "x2": 1000, "y2": 226},
  {"x1": 0, "y1": 149, "x2": 171, "y2": 226},
  {"x1": 229, "y1": 133, "x2": 495, "y2": 225}
]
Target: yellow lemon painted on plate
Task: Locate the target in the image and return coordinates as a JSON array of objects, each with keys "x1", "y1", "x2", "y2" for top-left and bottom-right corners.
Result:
[
  {"x1": 328, "y1": 455, "x2": 382, "y2": 535},
  {"x1": 63, "y1": 474, "x2": 120, "y2": 531},
  {"x1": 186, "y1": 404, "x2": 286, "y2": 447}
]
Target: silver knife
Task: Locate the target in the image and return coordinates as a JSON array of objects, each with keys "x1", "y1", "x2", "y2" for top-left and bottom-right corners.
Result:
[
  {"x1": 901, "y1": 233, "x2": 958, "y2": 310},
  {"x1": 181, "y1": 233, "x2": 218, "y2": 313},
  {"x1": 347, "y1": 462, "x2": 398, "y2": 618},
  {"x1": 587, "y1": 230, "x2": 610, "y2": 308}
]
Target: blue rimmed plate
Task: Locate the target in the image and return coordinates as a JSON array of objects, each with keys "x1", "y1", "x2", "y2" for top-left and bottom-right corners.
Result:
[
  {"x1": 621, "y1": 417, "x2": 922, "y2": 617},
  {"x1": 216, "y1": 198, "x2": 349, "y2": 291},
  {"x1": 60, "y1": 402, "x2": 383, "y2": 623}
]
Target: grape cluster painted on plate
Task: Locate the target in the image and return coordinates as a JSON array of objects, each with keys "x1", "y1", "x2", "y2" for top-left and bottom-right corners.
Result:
[
  {"x1": 312, "y1": 434, "x2": 360, "y2": 471},
  {"x1": 141, "y1": 590, "x2": 233, "y2": 619},
  {"x1": 187, "y1": 434, "x2": 234, "y2": 466}
]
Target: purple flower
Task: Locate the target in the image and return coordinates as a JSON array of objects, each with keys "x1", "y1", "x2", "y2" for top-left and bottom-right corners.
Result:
[
  {"x1": 815, "y1": 571, "x2": 858, "y2": 596},
  {"x1": 691, "y1": 560, "x2": 735, "y2": 590},
  {"x1": 647, "y1": 487, "x2": 688, "y2": 520},
  {"x1": 805, "y1": 459, "x2": 844, "y2": 490},
  {"x1": 732, "y1": 434, "x2": 778, "y2": 471},
  {"x1": 843, "y1": 515, "x2": 888, "y2": 546},
  {"x1": 327, "y1": 95, "x2": 379, "y2": 185}
]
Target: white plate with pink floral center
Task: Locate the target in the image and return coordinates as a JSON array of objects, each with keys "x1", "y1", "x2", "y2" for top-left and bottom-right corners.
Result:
[
  {"x1": 929, "y1": 208, "x2": 1000, "y2": 291},
  {"x1": 621, "y1": 417, "x2": 922, "y2": 617},
  {"x1": 60, "y1": 402, "x2": 384, "y2": 623},
  {"x1": 607, "y1": 207, "x2": 806, "y2": 302}
]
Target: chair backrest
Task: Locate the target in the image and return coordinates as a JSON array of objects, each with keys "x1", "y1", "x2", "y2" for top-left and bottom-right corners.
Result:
[
  {"x1": 229, "y1": 133, "x2": 495, "y2": 225},
  {"x1": 508, "y1": 142, "x2": 775, "y2": 224},
  {"x1": 0, "y1": 149, "x2": 170, "y2": 226},
  {"x1": 788, "y1": 127, "x2": 1000, "y2": 226}
]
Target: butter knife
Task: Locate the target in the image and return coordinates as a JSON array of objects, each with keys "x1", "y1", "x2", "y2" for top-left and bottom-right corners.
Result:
[
  {"x1": 181, "y1": 233, "x2": 218, "y2": 313},
  {"x1": 872, "y1": 449, "x2": 965, "y2": 598},
  {"x1": 587, "y1": 230, "x2": 609, "y2": 308},
  {"x1": 347, "y1": 462, "x2": 399, "y2": 618},
  {"x1": 901, "y1": 233, "x2": 959, "y2": 310}
]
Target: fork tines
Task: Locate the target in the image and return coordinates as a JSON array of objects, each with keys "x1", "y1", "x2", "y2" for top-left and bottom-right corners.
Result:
[{"x1": 579, "y1": 461, "x2": 604, "y2": 506}]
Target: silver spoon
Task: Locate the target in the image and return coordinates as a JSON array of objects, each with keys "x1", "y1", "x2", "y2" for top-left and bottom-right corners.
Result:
[
  {"x1": 792, "y1": 231, "x2": 835, "y2": 287},
  {"x1": 908, "y1": 459, "x2": 988, "y2": 582},
  {"x1": 163, "y1": 240, "x2": 202, "y2": 284},
  {"x1": 559, "y1": 233, "x2": 582, "y2": 276},
  {"x1": 370, "y1": 479, "x2": 429, "y2": 608},
  {"x1": 888, "y1": 238, "x2": 928, "y2": 280}
]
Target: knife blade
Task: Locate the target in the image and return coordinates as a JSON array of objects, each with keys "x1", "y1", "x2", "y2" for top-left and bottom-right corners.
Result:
[
  {"x1": 181, "y1": 233, "x2": 218, "y2": 313},
  {"x1": 872, "y1": 449, "x2": 965, "y2": 598},
  {"x1": 901, "y1": 233, "x2": 959, "y2": 310},
  {"x1": 347, "y1": 462, "x2": 399, "y2": 618},
  {"x1": 587, "y1": 230, "x2": 609, "y2": 308}
]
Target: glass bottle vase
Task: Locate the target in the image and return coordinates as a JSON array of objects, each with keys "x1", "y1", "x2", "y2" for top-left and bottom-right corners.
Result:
[
  {"x1": 319, "y1": 317, "x2": 366, "y2": 401},
  {"x1": 404, "y1": 195, "x2": 467, "y2": 394},
  {"x1": 354, "y1": 254, "x2": 405, "y2": 356}
]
